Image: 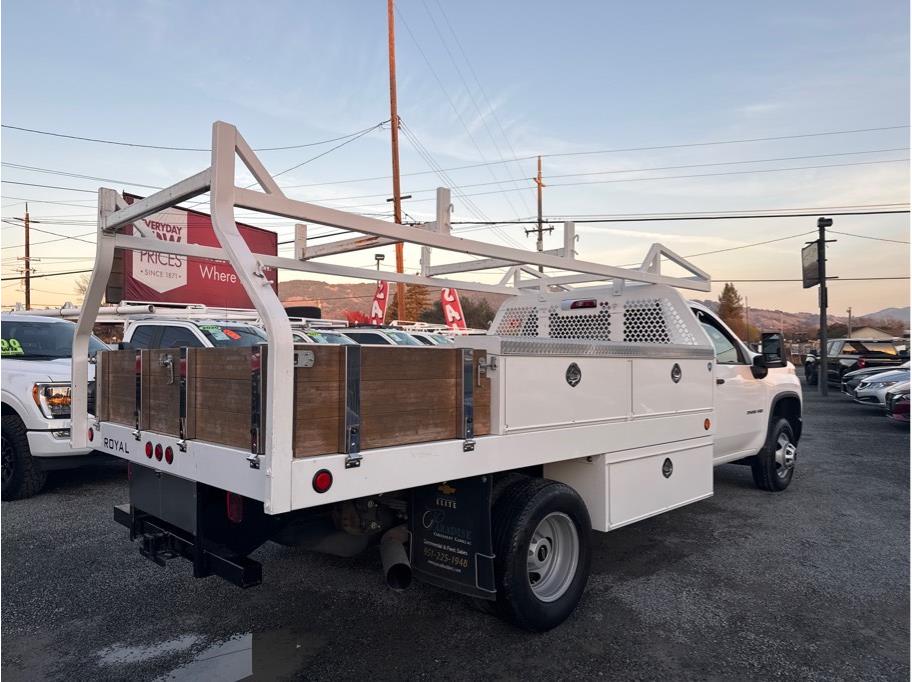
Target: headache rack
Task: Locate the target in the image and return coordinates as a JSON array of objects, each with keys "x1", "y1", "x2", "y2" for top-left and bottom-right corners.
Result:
[{"x1": 72, "y1": 121, "x2": 711, "y2": 514}]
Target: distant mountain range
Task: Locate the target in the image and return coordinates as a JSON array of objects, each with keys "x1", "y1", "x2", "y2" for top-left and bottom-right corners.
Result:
[
  {"x1": 864, "y1": 307, "x2": 910, "y2": 324},
  {"x1": 279, "y1": 278, "x2": 908, "y2": 331}
]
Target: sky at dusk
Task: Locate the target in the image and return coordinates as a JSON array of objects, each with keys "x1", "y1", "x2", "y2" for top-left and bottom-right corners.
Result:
[{"x1": 1, "y1": 0, "x2": 909, "y2": 316}]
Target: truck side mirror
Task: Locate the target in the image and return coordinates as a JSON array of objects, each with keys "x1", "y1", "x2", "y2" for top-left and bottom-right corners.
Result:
[{"x1": 760, "y1": 332, "x2": 787, "y2": 369}]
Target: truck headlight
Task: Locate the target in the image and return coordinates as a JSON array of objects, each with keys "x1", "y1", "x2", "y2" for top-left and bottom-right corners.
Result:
[{"x1": 32, "y1": 383, "x2": 71, "y2": 419}]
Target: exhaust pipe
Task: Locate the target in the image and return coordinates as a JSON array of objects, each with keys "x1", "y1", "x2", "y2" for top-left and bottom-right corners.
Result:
[{"x1": 380, "y1": 525, "x2": 411, "y2": 591}]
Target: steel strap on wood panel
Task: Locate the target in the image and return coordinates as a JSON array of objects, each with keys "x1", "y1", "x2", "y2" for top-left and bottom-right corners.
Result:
[
  {"x1": 248, "y1": 346, "x2": 265, "y2": 466},
  {"x1": 343, "y1": 345, "x2": 362, "y2": 468},
  {"x1": 461, "y1": 349, "x2": 475, "y2": 452},
  {"x1": 133, "y1": 350, "x2": 143, "y2": 440},
  {"x1": 177, "y1": 347, "x2": 189, "y2": 451}
]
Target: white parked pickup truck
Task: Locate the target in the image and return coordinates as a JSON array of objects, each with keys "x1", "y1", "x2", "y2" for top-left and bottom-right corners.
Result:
[
  {"x1": 1, "y1": 313, "x2": 110, "y2": 499},
  {"x1": 72, "y1": 122, "x2": 803, "y2": 632}
]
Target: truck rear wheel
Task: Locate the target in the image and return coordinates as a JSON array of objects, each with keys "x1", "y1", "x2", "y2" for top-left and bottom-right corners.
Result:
[
  {"x1": 491, "y1": 478, "x2": 591, "y2": 631},
  {"x1": 751, "y1": 417, "x2": 796, "y2": 492},
  {"x1": 1, "y1": 414, "x2": 47, "y2": 500}
]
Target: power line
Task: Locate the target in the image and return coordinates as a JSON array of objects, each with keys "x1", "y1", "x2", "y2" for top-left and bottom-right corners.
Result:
[
  {"x1": 279, "y1": 124, "x2": 912, "y2": 189},
  {"x1": 395, "y1": 5, "x2": 527, "y2": 224},
  {"x1": 828, "y1": 229, "x2": 910, "y2": 245},
  {"x1": 1, "y1": 268, "x2": 92, "y2": 282},
  {"x1": 715, "y1": 277, "x2": 909, "y2": 282},
  {"x1": 1, "y1": 121, "x2": 390, "y2": 152},
  {"x1": 1, "y1": 218, "x2": 96, "y2": 244}
]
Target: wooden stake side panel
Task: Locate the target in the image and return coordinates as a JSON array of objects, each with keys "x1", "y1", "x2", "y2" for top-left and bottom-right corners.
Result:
[
  {"x1": 98, "y1": 344, "x2": 492, "y2": 454},
  {"x1": 192, "y1": 347, "x2": 255, "y2": 450},
  {"x1": 473, "y1": 350, "x2": 491, "y2": 436},
  {"x1": 293, "y1": 345, "x2": 344, "y2": 457},
  {"x1": 144, "y1": 348, "x2": 182, "y2": 436},
  {"x1": 98, "y1": 349, "x2": 140, "y2": 427}
]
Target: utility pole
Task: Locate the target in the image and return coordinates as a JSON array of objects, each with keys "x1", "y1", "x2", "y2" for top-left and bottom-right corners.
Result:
[
  {"x1": 846, "y1": 306, "x2": 853, "y2": 336},
  {"x1": 387, "y1": 0, "x2": 405, "y2": 321},
  {"x1": 816, "y1": 217, "x2": 834, "y2": 395},
  {"x1": 24, "y1": 203, "x2": 31, "y2": 310},
  {"x1": 526, "y1": 156, "x2": 552, "y2": 272}
]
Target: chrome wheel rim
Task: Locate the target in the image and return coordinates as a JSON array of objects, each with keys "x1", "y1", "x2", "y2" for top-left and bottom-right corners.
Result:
[
  {"x1": 774, "y1": 432, "x2": 797, "y2": 479},
  {"x1": 1, "y1": 434, "x2": 14, "y2": 486},
  {"x1": 527, "y1": 512, "x2": 579, "y2": 602}
]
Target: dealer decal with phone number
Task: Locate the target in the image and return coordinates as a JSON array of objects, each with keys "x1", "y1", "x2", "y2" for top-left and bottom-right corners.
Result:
[{"x1": 1, "y1": 339, "x2": 24, "y2": 356}]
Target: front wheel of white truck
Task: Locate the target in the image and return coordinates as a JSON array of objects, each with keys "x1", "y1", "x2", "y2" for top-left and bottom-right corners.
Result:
[
  {"x1": 751, "y1": 417, "x2": 797, "y2": 492},
  {"x1": 491, "y1": 478, "x2": 591, "y2": 631}
]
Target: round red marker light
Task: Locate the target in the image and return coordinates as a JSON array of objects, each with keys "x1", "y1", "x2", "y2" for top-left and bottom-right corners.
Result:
[
  {"x1": 87, "y1": 428, "x2": 94, "y2": 442},
  {"x1": 704, "y1": 418, "x2": 712, "y2": 431},
  {"x1": 145, "y1": 441, "x2": 153, "y2": 458},
  {"x1": 312, "y1": 469, "x2": 333, "y2": 494},
  {"x1": 164, "y1": 446, "x2": 174, "y2": 465},
  {"x1": 154, "y1": 444, "x2": 163, "y2": 461}
]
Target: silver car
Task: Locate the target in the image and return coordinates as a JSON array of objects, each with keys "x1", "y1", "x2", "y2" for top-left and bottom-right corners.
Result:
[{"x1": 853, "y1": 367, "x2": 911, "y2": 407}]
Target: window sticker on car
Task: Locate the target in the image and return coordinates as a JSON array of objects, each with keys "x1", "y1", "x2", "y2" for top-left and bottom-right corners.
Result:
[
  {"x1": 199, "y1": 324, "x2": 229, "y2": 341},
  {"x1": 224, "y1": 329, "x2": 241, "y2": 340},
  {"x1": 0, "y1": 338, "x2": 24, "y2": 356}
]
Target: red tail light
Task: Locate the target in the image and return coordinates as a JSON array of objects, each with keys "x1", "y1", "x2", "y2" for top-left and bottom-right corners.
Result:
[
  {"x1": 145, "y1": 441, "x2": 153, "y2": 458},
  {"x1": 312, "y1": 469, "x2": 333, "y2": 494},
  {"x1": 569, "y1": 299, "x2": 598, "y2": 310},
  {"x1": 87, "y1": 428, "x2": 94, "y2": 442},
  {"x1": 857, "y1": 358, "x2": 866, "y2": 369},
  {"x1": 164, "y1": 446, "x2": 174, "y2": 465},
  {"x1": 226, "y1": 492, "x2": 243, "y2": 523},
  {"x1": 154, "y1": 444, "x2": 163, "y2": 461}
]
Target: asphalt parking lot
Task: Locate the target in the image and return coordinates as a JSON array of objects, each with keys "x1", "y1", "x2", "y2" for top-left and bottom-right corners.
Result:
[{"x1": 2, "y1": 379, "x2": 909, "y2": 681}]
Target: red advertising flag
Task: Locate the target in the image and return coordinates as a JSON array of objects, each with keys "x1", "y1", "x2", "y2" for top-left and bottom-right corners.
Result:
[
  {"x1": 441, "y1": 288, "x2": 467, "y2": 330},
  {"x1": 369, "y1": 281, "x2": 391, "y2": 325}
]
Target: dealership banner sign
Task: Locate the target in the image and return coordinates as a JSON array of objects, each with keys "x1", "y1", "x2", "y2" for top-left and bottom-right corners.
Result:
[
  {"x1": 369, "y1": 281, "x2": 391, "y2": 325},
  {"x1": 107, "y1": 194, "x2": 278, "y2": 307},
  {"x1": 441, "y1": 288, "x2": 467, "y2": 330}
]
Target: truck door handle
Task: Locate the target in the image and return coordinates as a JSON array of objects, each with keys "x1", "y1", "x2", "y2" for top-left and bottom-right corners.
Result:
[{"x1": 716, "y1": 379, "x2": 725, "y2": 385}]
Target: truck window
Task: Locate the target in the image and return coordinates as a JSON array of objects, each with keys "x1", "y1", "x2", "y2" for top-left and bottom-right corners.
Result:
[
  {"x1": 344, "y1": 331, "x2": 392, "y2": 345},
  {"x1": 128, "y1": 325, "x2": 161, "y2": 349},
  {"x1": 1, "y1": 321, "x2": 107, "y2": 359},
  {"x1": 692, "y1": 310, "x2": 743, "y2": 364},
  {"x1": 159, "y1": 326, "x2": 204, "y2": 348},
  {"x1": 197, "y1": 325, "x2": 266, "y2": 347},
  {"x1": 842, "y1": 341, "x2": 897, "y2": 356}
]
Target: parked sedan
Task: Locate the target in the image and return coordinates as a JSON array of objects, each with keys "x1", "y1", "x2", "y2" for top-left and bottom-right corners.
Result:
[
  {"x1": 842, "y1": 361, "x2": 911, "y2": 395},
  {"x1": 885, "y1": 381, "x2": 910, "y2": 424},
  {"x1": 852, "y1": 367, "x2": 911, "y2": 407}
]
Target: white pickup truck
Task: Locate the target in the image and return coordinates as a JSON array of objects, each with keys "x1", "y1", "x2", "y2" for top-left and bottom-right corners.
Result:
[
  {"x1": 1, "y1": 313, "x2": 110, "y2": 499},
  {"x1": 72, "y1": 121, "x2": 803, "y2": 632}
]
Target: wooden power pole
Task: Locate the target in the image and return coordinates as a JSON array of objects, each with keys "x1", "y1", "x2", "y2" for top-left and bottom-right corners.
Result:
[
  {"x1": 24, "y1": 203, "x2": 31, "y2": 310},
  {"x1": 527, "y1": 156, "x2": 552, "y2": 272},
  {"x1": 387, "y1": 0, "x2": 405, "y2": 321}
]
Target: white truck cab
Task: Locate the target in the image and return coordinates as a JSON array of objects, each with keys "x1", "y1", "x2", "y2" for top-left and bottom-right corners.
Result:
[
  {"x1": 689, "y1": 301, "x2": 801, "y2": 488},
  {"x1": 1, "y1": 313, "x2": 110, "y2": 499}
]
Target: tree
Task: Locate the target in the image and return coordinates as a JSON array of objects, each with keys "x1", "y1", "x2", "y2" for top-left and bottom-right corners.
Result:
[
  {"x1": 389, "y1": 284, "x2": 432, "y2": 322},
  {"x1": 74, "y1": 273, "x2": 91, "y2": 297},
  {"x1": 419, "y1": 295, "x2": 497, "y2": 330},
  {"x1": 717, "y1": 282, "x2": 749, "y2": 340}
]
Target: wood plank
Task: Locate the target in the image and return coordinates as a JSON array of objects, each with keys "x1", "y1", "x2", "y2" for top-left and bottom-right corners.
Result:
[
  {"x1": 294, "y1": 346, "x2": 343, "y2": 382},
  {"x1": 194, "y1": 407, "x2": 251, "y2": 449},
  {"x1": 193, "y1": 347, "x2": 255, "y2": 381},
  {"x1": 361, "y1": 346, "x2": 460, "y2": 382},
  {"x1": 190, "y1": 378, "x2": 256, "y2": 416},
  {"x1": 292, "y1": 416, "x2": 341, "y2": 457},
  {"x1": 473, "y1": 350, "x2": 491, "y2": 436},
  {"x1": 362, "y1": 408, "x2": 459, "y2": 450},
  {"x1": 361, "y1": 379, "x2": 457, "y2": 416}
]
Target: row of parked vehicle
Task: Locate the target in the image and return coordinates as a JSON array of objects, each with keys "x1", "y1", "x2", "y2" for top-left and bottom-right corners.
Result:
[
  {"x1": 0, "y1": 310, "x2": 460, "y2": 500},
  {"x1": 803, "y1": 337, "x2": 909, "y2": 424}
]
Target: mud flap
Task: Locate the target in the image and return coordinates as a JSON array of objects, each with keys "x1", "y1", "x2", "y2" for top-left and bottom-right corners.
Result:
[{"x1": 409, "y1": 475, "x2": 496, "y2": 600}]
